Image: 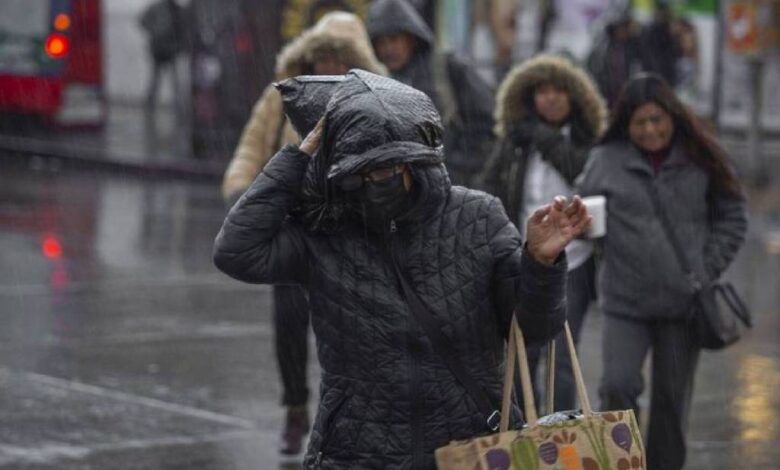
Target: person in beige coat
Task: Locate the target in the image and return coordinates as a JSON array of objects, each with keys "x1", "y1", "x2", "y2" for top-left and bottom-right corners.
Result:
[
  {"x1": 222, "y1": 12, "x2": 386, "y2": 203},
  {"x1": 220, "y1": 11, "x2": 386, "y2": 456}
]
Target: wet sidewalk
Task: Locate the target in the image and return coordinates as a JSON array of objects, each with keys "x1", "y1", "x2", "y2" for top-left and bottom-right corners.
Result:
[
  {"x1": 0, "y1": 161, "x2": 779, "y2": 469},
  {"x1": 0, "y1": 103, "x2": 224, "y2": 180}
]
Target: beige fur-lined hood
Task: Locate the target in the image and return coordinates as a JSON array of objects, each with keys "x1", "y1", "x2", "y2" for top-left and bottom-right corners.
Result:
[
  {"x1": 494, "y1": 55, "x2": 607, "y2": 138},
  {"x1": 275, "y1": 12, "x2": 387, "y2": 79}
]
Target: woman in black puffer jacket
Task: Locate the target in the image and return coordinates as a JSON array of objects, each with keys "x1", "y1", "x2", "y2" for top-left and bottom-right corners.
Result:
[{"x1": 213, "y1": 70, "x2": 590, "y2": 469}]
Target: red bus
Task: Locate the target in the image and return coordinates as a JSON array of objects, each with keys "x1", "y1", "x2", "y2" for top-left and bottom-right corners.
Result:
[{"x1": 0, "y1": 0, "x2": 104, "y2": 126}]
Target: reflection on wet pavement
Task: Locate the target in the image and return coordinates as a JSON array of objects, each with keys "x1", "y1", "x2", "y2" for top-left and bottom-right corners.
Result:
[
  {"x1": 735, "y1": 355, "x2": 779, "y2": 443},
  {"x1": 0, "y1": 165, "x2": 778, "y2": 469}
]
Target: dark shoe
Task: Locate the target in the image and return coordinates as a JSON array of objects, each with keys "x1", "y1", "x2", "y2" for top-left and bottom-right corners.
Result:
[{"x1": 280, "y1": 406, "x2": 310, "y2": 455}]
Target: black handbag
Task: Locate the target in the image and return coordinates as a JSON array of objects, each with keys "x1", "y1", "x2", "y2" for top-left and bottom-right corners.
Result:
[{"x1": 643, "y1": 181, "x2": 752, "y2": 349}]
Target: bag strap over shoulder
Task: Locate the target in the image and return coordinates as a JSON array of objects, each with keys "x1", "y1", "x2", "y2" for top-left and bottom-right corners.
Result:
[
  {"x1": 390, "y1": 255, "x2": 501, "y2": 432},
  {"x1": 640, "y1": 179, "x2": 700, "y2": 289},
  {"x1": 640, "y1": 179, "x2": 752, "y2": 328}
]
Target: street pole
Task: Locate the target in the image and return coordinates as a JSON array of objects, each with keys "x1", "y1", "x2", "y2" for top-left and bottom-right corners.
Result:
[
  {"x1": 712, "y1": 0, "x2": 725, "y2": 129},
  {"x1": 747, "y1": 56, "x2": 765, "y2": 181}
]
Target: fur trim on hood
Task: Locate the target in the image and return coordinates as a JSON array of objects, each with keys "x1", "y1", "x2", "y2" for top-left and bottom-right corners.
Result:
[
  {"x1": 494, "y1": 55, "x2": 607, "y2": 138},
  {"x1": 275, "y1": 12, "x2": 387, "y2": 79}
]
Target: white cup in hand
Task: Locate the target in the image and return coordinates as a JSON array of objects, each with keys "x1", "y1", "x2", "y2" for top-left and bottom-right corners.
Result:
[{"x1": 582, "y1": 195, "x2": 607, "y2": 238}]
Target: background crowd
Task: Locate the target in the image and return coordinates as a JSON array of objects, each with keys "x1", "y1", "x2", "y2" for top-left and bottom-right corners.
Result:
[{"x1": 213, "y1": 0, "x2": 749, "y2": 469}]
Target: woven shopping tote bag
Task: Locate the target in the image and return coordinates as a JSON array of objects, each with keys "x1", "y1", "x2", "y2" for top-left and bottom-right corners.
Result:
[{"x1": 435, "y1": 318, "x2": 645, "y2": 470}]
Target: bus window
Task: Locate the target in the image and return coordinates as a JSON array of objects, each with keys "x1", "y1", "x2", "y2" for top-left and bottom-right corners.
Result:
[
  {"x1": 0, "y1": 0, "x2": 59, "y2": 76},
  {"x1": 0, "y1": 0, "x2": 104, "y2": 126}
]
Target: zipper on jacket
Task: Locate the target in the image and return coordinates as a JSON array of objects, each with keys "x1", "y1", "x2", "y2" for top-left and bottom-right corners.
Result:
[
  {"x1": 409, "y1": 333, "x2": 425, "y2": 469},
  {"x1": 388, "y1": 227, "x2": 425, "y2": 468},
  {"x1": 309, "y1": 391, "x2": 350, "y2": 469}
]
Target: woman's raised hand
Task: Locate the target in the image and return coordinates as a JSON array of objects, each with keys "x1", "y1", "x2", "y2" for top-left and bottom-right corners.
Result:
[{"x1": 526, "y1": 196, "x2": 592, "y2": 265}]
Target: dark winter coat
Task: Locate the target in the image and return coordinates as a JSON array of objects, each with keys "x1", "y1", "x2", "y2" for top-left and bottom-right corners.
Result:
[
  {"x1": 213, "y1": 71, "x2": 567, "y2": 469},
  {"x1": 639, "y1": 20, "x2": 682, "y2": 87},
  {"x1": 140, "y1": 0, "x2": 185, "y2": 63},
  {"x1": 367, "y1": 0, "x2": 495, "y2": 187},
  {"x1": 586, "y1": 20, "x2": 644, "y2": 108},
  {"x1": 576, "y1": 141, "x2": 747, "y2": 320},
  {"x1": 478, "y1": 56, "x2": 607, "y2": 226}
]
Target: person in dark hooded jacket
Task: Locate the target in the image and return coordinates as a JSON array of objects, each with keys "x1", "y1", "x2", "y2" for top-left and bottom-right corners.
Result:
[
  {"x1": 213, "y1": 70, "x2": 591, "y2": 469},
  {"x1": 478, "y1": 55, "x2": 607, "y2": 413},
  {"x1": 367, "y1": 0, "x2": 495, "y2": 187},
  {"x1": 639, "y1": 3, "x2": 683, "y2": 88},
  {"x1": 587, "y1": 13, "x2": 644, "y2": 109},
  {"x1": 221, "y1": 12, "x2": 387, "y2": 456}
]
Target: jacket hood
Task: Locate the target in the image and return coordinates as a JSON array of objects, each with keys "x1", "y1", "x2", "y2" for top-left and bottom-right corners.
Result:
[
  {"x1": 494, "y1": 55, "x2": 607, "y2": 139},
  {"x1": 275, "y1": 11, "x2": 387, "y2": 79},
  {"x1": 294, "y1": 69, "x2": 449, "y2": 232},
  {"x1": 367, "y1": 0, "x2": 435, "y2": 50}
]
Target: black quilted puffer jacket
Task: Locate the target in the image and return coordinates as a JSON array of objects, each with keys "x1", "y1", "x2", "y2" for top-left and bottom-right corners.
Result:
[{"x1": 213, "y1": 71, "x2": 566, "y2": 469}]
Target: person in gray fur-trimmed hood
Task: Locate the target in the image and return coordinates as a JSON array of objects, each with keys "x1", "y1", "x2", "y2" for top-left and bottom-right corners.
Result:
[
  {"x1": 213, "y1": 70, "x2": 592, "y2": 469},
  {"x1": 577, "y1": 74, "x2": 747, "y2": 470},
  {"x1": 478, "y1": 54, "x2": 608, "y2": 414}
]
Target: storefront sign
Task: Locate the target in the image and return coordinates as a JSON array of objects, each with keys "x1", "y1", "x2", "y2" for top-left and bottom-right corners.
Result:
[{"x1": 726, "y1": 0, "x2": 779, "y2": 55}]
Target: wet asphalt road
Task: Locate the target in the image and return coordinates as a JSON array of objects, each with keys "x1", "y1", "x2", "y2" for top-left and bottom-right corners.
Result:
[{"x1": 0, "y1": 162, "x2": 778, "y2": 469}]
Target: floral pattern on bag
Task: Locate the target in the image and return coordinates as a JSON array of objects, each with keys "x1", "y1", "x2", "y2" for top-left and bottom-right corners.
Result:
[{"x1": 435, "y1": 410, "x2": 645, "y2": 470}]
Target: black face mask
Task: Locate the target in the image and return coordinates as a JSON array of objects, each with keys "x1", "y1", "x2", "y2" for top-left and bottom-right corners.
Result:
[{"x1": 357, "y1": 172, "x2": 411, "y2": 227}]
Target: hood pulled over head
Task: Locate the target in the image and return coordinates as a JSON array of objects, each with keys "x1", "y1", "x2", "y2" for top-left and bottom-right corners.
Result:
[
  {"x1": 284, "y1": 70, "x2": 449, "y2": 232},
  {"x1": 367, "y1": 0, "x2": 435, "y2": 51}
]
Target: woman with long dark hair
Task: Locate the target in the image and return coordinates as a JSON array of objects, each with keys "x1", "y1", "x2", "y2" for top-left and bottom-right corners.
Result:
[{"x1": 577, "y1": 74, "x2": 747, "y2": 470}]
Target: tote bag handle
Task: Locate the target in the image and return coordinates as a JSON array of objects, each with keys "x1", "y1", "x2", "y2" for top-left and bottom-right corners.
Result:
[{"x1": 499, "y1": 318, "x2": 592, "y2": 433}]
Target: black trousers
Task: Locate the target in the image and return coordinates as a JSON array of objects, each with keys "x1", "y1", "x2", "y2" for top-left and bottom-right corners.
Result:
[
  {"x1": 599, "y1": 314, "x2": 700, "y2": 470},
  {"x1": 145, "y1": 58, "x2": 179, "y2": 110},
  {"x1": 526, "y1": 256, "x2": 596, "y2": 412},
  {"x1": 273, "y1": 285, "x2": 311, "y2": 407}
]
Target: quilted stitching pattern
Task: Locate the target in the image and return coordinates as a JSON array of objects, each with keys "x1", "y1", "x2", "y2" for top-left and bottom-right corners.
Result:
[{"x1": 214, "y1": 71, "x2": 568, "y2": 469}]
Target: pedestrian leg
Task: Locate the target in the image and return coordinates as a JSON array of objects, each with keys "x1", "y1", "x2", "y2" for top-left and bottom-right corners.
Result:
[
  {"x1": 521, "y1": 341, "x2": 544, "y2": 416},
  {"x1": 553, "y1": 256, "x2": 596, "y2": 411},
  {"x1": 598, "y1": 314, "x2": 652, "y2": 421},
  {"x1": 646, "y1": 321, "x2": 700, "y2": 470},
  {"x1": 273, "y1": 284, "x2": 311, "y2": 455},
  {"x1": 273, "y1": 284, "x2": 310, "y2": 407},
  {"x1": 146, "y1": 59, "x2": 162, "y2": 111}
]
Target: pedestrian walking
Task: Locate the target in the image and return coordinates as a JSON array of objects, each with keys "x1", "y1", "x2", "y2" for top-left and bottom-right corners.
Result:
[
  {"x1": 220, "y1": 12, "x2": 386, "y2": 457},
  {"x1": 639, "y1": 3, "x2": 683, "y2": 88},
  {"x1": 586, "y1": 12, "x2": 644, "y2": 109},
  {"x1": 139, "y1": 0, "x2": 186, "y2": 111},
  {"x1": 577, "y1": 74, "x2": 748, "y2": 470},
  {"x1": 213, "y1": 69, "x2": 591, "y2": 468},
  {"x1": 367, "y1": 0, "x2": 496, "y2": 187},
  {"x1": 478, "y1": 54, "x2": 607, "y2": 412}
]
